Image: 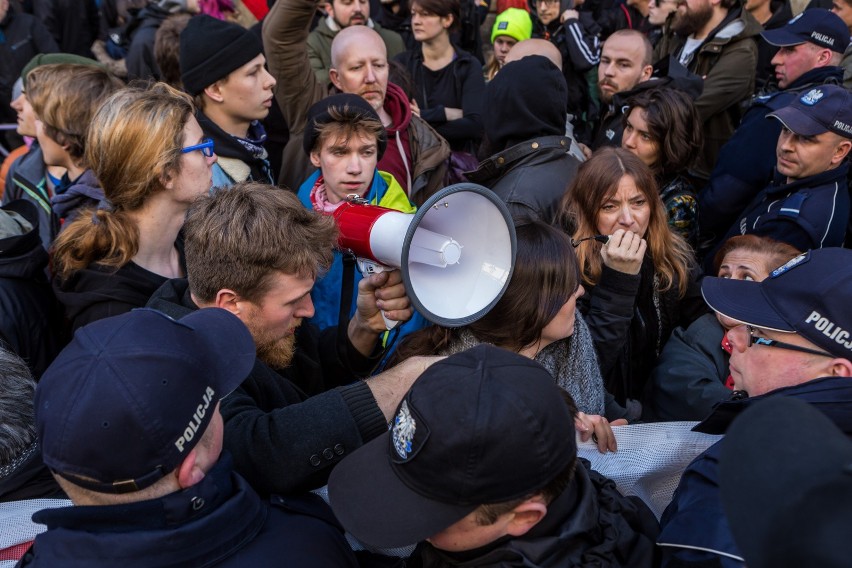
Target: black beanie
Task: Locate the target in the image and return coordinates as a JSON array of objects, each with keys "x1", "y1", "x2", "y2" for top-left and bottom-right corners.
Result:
[
  {"x1": 180, "y1": 15, "x2": 263, "y2": 96},
  {"x1": 303, "y1": 94, "x2": 388, "y2": 159},
  {"x1": 485, "y1": 55, "x2": 568, "y2": 152}
]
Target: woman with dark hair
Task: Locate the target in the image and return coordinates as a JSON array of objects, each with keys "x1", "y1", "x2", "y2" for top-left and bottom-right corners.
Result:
[
  {"x1": 621, "y1": 87, "x2": 702, "y2": 248},
  {"x1": 645, "y1": 235, "x2": 801, "y2": 420},
  {"x1": 560, "y1": 147, "x2": 702, "y2": 418},
  {"x1": 52, "y1": 83, "x2": 216, "y2": 332},
  {"x1": 391, "y1": 220, "x2": 626, "y2": 451},
  {"x1": 394, "y1": 0, "x2": 485, "y2": 152}
]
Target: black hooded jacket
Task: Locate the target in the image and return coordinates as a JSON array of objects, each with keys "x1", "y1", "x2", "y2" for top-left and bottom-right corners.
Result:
[
  {"x1": 53, "y1": 262, "x2": 171, "y2": 333},
  {"x1": 408, "y1": 460, "x2": 659, "y2": 567},
  {"x1": 468, "y1": 56, "x2": 580, "y2": 224},
  {"x1": 0, "y1": 200, "x2": 63, "y2": 379}
]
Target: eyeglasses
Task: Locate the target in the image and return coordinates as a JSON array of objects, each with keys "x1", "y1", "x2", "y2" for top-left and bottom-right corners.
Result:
[
  {"x1": 571, "y1": 235, "x2": 610, "y2": 247},
  {"x1": 745, "y1": 325, "x2": 834, "y2": 358},
  {"x1": 538, "y1": 0, "x2": 561, "y2": 6},
  {"x1": 181, "y1": 138, "x2": 215, "y2": 157},
  {"x1": 649, "y1": 0, "x2": 677, "y2": 5}
]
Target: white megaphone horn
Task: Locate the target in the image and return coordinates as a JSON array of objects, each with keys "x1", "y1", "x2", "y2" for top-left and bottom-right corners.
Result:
[{"x1": 330, "y1": 183, "x2": 517, "y2": 328}]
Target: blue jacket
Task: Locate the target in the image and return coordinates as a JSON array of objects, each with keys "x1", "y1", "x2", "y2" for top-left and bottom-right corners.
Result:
[
  {"x1": 698, "y1": 66, "x2": 844, "y2": 251},
  {"x1": 658, "y1": 376, "x2": 852, "y2": 567},
  {"x1": 298, "y1": 170, "x2": 427, "y2": 351},
  {"x1": 18, "y1": 454, "x2": 360, "y2": 567},
  {"x1": 715, "y1": 161, "x2": 850, "y2": 257}
]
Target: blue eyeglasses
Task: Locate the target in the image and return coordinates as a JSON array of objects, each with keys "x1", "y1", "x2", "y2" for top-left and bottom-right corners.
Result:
[{"x1": 181, "y1": 138, "x2": 215, "y2": 157}]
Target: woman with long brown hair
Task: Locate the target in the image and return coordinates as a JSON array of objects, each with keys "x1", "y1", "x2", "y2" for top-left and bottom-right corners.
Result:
[{"x1": 560, "y1": 147, "x2": 703, "y2": 418}]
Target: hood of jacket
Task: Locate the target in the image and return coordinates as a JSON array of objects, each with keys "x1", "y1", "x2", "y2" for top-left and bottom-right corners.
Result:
[
  {"x1": 484, "y1": 55, "x2": 567, "y2": 152},
  {"x1": 51, "y1": 170, "x2": 104, "y2": 222},
  {"x1": 0, "y1": 200, "x2": 48, "y2": 282},
  {"x1": 383, "y1": 81, "x2": 413, "y2": 136},
  {"x1": 705, "y1": 6, "x2": 762, "y2": 45},
  {"x1": 53, "y1": 262, "x2": 162, "y2": 324}
]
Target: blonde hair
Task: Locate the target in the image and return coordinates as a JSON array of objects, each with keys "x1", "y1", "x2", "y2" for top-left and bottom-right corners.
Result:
[
  {"x1": 559, "y1": 147, "x2": 694, "y2": 296},
  {"x1": 27, "y1": 64, "x2": 123, "y2": 165},
  {"x1": 52, "y1": 83, "x2": 194, "y2": 280}
]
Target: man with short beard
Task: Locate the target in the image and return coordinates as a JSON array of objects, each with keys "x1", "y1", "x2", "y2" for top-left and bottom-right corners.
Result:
[
  {"x1": 146, "y1": 182, "x2": 437, "y2": 498},
  {"x1": 654, "y1": 0, "x2": 761, "y2": 178}
]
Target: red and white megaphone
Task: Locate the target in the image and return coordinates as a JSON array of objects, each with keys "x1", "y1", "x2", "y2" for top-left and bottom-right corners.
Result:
[{"x1": 331, "y1": 183, "x2": 517, "y2": 328}]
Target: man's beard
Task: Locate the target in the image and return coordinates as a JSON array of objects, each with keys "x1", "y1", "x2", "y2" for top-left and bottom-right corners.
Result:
[
  {"x1": 672, "y1": 1, "x2": 713, "y2": 36},
  {"x1": 256, "y1": 333, "x2": 297, "y2": 369},
  {"x1": 252, "y1": 328, "x2": 296, "y2": 369}
]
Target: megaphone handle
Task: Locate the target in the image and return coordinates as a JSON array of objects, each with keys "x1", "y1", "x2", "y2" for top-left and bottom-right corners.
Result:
[{"x1": 356, "y1": 258, "x2": 400, "y2": 331}]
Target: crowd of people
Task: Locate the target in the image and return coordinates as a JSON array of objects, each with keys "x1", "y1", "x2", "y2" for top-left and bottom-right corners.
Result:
[{"x1": 1, "y1": 0, "x2": 851, "y2": 565}]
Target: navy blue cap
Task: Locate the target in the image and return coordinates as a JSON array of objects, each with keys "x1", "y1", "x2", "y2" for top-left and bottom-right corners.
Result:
[
  {"x1": 761, "y1": 9, "x2": 850, "y2": 53},
  {"x1": 36, "y1": 308, "x2": 256, "y2": 494},
  {"x1": 768, "y1": 84, "x2": 852, "y2": 138},
  {"x1": 701, "y1": 248, "x2": 852, "y2": 359},
  {"x1": 328, "y1": 344, "x2": 577, "y2": 549},
  {"x1": 721, "y1": 397, "x2": 852, "y2": 568}
]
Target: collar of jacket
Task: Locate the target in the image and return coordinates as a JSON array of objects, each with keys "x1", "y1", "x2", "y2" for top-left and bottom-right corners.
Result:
[
  {"x1": 468, "y1": 135, "x2": 571, "y2": 180},
  {"x1": 694, "y1": 375, "x2": 852, "y2": 435},
  {"x1": 767, "y1": 160, "x2": 849, "y2": 196}
]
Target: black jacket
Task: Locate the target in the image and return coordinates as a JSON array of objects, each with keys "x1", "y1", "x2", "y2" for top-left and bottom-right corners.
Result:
[
  {"x1": 124, "y1": 5, "x2": 168, "y2": 81},
  {"x1": 409, "y1": 460, "x2": 659, "y2": 567},
  {"x1": 0, "y1": 200, "x2": 63, "y2": 379},
  {"x1": 395, "y1": 48, "x2": 485, "y2": 152},
  {"x1": 0, "y1": 9, "x2": 58, "y2": 125},
  {"x1": 146, "y1": 278, "x2": 389, "y2": 497},
  {"x1": 467, "y1": 135, "x2": 579, "y2": 224},
  {"x1": 19, "y1": 455, "x2": 361, "y2": 567},
  {"x1": 53, "y1": 261, "x2": 169, "y2": 333},
  {"x1": 31, "y1": 0, "x2": 99, "y2": 57},
  {"x1": 578, "y1": 257, "x2": 706, "y2": 406}
]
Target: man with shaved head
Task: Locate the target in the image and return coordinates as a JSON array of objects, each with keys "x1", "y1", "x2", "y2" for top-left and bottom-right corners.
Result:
[
  {"x1": 307, "y1": 0, "x2": 404, "y2": 84},
  {"x1": 263, "y1": 0, "x2": 448, "y2": 203},
  {"x1": 504, "y1": 38, "x2": 563, "y2": 68}
]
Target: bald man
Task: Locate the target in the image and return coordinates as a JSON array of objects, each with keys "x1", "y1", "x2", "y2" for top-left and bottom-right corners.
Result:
[
  {"x1": 504, "y1": 38, "x2": 563, "y2": 69},
  {"x1": 263, "y1": 0, "x2": 449, "y2": 203}
]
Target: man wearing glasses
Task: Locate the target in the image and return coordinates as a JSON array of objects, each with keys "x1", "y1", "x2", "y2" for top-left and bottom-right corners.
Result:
[{"x1": 657, "y1": 247, "x2": 852, "y2": 567}]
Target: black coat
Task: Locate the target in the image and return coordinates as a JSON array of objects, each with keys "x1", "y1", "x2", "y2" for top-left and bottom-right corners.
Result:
[
  {"x1": 578, "y1": 257, "x2": 706, "y2": 405},
  {"x1": 0, "y1": 200, "x2": 63, "y2": 379},
  {"x1": 409, "y1": 460, "x2": 660, "y2": 567},
  {"x1": 146, "y1": 278, "x2": 389, "y2": 497},
  {"x1": 0, "y1": 9, "x2": 58, "y2": 125},
  {"x1": 467, "y1": 135, "x2": 580, "y2": 224},
  {"x1": 20, "y1": 456, "x2": 361, "y2": 567}
]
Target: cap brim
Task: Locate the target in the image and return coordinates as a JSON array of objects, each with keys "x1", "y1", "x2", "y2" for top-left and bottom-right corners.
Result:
[
  {"x1": 759, "y1": 28, "x2": 806, "y2": 47},
  {"x1": 720, "y1": 397, "x2": 852, "y2": 568},
  {"x1": 701, "y1": 277, "x2": 795, "y2": 333},
  {"x1": 768, "y1": 106, "x2": 828, "y2": 137},
  {"x1": 328, "y1": 433, "x2": 477, "y2": 550}
]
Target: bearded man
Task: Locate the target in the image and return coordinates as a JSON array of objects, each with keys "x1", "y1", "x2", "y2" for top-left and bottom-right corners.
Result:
[
  {"x1": 146, "y1": 181, "x2": 437, "y2": 497},
  {"x1": 654, "y1": 0, "x2": 761, "y2": 177}
]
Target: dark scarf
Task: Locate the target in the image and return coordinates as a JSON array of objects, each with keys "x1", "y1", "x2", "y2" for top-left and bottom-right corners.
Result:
[{"x1": 196, "y1": 112, "x2": 274, "y2": 184}]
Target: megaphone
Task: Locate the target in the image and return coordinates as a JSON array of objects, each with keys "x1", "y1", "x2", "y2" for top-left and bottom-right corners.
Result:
[{"x1": 330, "y1": 183, "x2": 517, "y2": 328}]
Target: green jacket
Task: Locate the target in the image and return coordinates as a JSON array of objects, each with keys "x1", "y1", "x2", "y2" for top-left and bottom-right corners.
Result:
[
  {"x1": 307, "y1": 17, "x2": 405, "y2": 85},
  {"x1": 654, "y1": 8, "x2": 761, "y2": 178}
]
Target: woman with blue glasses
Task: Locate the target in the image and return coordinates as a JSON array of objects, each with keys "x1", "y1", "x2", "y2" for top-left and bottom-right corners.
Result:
[{"x1": 52, "y1": 83, "x2": 217, "y2": 332}]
